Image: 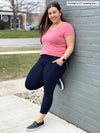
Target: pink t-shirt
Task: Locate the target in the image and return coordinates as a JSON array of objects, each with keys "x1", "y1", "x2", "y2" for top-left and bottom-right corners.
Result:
[{"x1": 40, "y1": 22, "x2": 74, "y2": 57}]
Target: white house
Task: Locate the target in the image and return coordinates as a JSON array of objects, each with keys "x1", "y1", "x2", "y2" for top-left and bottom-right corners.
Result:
[{"x1": 0, "y1": 10, "x2": 27, "y2": 30}]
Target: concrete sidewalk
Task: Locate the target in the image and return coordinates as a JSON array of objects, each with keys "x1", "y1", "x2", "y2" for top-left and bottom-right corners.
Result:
[
  {"x1": 0, "y1": 78, "x2": 28, "y2": 96},
  {"x1": 0, "y1": 78, "x2": 87, "y2": 133},
  {"x1": 0, "y1": 95, "x2": 87, "y2": 133}
]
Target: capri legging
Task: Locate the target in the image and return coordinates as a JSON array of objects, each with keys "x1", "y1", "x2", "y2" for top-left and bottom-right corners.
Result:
[{"x1": 25, "y1": 54, "x2": 66, "y2": 114}]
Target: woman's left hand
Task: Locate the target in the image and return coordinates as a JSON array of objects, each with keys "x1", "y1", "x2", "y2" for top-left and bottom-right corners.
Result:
[{"x1": 52, "y1": 58, "x2": 64, "y2": 66}]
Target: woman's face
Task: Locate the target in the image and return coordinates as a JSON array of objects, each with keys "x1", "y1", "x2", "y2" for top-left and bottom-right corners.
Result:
[{"x1": 48, "y1": 7, "x2": 61, "y2": 24}]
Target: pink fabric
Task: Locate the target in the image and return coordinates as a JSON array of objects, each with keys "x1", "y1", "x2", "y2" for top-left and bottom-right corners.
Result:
[{"x1": 40, "y1": 22, "x2": 74, "y2": 57}]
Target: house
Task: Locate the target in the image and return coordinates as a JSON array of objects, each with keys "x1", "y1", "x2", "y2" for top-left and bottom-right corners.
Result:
[
  {"x1": 0, "y1": 10, "x2": 27, "y2": 30},
  {"x1": 0, "y1": 10, "x2": 41, "y2": 30},
  {"x1": 46, "y1": 1, "x2": 100, "y2": 133}
]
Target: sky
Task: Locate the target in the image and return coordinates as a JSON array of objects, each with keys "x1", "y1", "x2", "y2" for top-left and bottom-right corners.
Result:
[{"x1": 0, "y1": 0, "x2": 46, "y2": 13}]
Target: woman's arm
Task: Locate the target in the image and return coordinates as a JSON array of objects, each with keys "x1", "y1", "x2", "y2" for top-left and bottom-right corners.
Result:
[
  {"x1": 62, "y1": 34, "x2": 75, "y2": 60},
  {"x1": 52, "y1": 34, "x2": 75, "y2": 66}
]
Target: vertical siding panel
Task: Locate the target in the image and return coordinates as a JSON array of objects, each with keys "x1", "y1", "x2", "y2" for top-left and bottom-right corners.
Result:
[{"x1": 46, "y1": 1, "x2": 100, "y2": 133}]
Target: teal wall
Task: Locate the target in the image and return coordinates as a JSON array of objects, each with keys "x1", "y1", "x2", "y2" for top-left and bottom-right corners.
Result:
[{"x1": 46, "y1": 0, "x2": 100, "y2": 133}]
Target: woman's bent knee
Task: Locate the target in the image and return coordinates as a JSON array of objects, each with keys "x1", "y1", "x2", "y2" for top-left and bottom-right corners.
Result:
[
  {"x1": 25, "y1": 79, "x2": 42, "y2": 90},
  {"x1": 25, "y1": 80, "x2": 33, "y2": 90}
]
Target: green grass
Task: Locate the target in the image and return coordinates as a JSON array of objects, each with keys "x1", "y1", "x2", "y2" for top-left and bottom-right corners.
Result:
[
  {"x1": 0, "y1": 30, "x2": 40, "y2": 38},
  {"x1": 0, "y1": 53, "x2": 40, "y2": 81}
]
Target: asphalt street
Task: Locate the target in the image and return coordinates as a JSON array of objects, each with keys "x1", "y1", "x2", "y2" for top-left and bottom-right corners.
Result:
[{"x1": 0, "y1": 38, "x2": 42, "y2": 50}]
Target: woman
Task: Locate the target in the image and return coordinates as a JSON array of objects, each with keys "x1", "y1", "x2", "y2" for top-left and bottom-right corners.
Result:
[{"x1": 25, "y1": 1, "x2": 75, "y2": 131}]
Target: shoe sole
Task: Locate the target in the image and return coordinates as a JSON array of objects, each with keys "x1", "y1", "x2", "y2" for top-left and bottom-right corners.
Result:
[
  {"x1": 59, "y1": 79, "x2": 64, "y2": 90},
  {"x1": 26, "y1": 124, "x2": 44, "y2": 132}
]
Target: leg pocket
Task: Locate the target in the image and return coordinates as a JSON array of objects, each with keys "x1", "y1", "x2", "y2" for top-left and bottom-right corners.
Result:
[
  {"x1": 55, "y1": 62, "x2": 62, "y2": 68},
  {"x1": 43, "y1": 62, "x2": 66, "y2": 84},
  {"x1": 54, "y1": 62, "x2": 66, "y2": 70}
]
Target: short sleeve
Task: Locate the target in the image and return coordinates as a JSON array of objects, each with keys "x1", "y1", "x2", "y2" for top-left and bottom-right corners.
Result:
[{"x1": 64, "y1": 23, "x2": 74, "y2": 38}]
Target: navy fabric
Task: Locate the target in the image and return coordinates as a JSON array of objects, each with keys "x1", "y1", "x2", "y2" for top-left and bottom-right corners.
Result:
[{"x1": 25, "y1": 54, "x2": 66, "y2": 114}]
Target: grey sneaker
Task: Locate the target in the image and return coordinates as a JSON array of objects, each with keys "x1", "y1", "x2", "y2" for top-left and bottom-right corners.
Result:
[
  {"x1": 26, "y1": 121, "x2": 44, "y2": 132},
  {"x1": 58, "y1": 78, "x2": 64, "y2": 90}
]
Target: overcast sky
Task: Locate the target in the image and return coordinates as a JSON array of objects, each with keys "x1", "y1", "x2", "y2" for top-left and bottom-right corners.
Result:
[{"x1": 0, "y1": 0, "x2": 46, "y2": 13}]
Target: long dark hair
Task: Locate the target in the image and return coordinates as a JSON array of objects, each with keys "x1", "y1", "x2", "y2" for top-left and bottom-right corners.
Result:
[{"x1": 38, "y1": 1, "x2": 66, "y2": 37}]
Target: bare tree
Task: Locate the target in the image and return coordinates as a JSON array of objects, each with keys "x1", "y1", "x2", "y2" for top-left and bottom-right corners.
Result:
[
  {"x1": 4, "y1": 0, "x2": 45, "y2": 30},
  {"x1": 0, "y1": 7, "x2": 3, "y2": 10},
  {"x1": 10, "y1": 0, "x2": 17, "y2": 30},
  {"x1": 0, "y1": 0, "x2": 9, "y2": 9}
]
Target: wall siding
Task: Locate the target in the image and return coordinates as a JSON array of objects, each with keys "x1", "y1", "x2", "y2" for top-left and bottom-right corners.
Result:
[{"x1": 46, "y1": 0, "x2": 100, "y2": 133}]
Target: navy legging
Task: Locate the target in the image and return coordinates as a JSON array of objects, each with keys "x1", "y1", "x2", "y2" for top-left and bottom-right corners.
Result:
[{"x1": 25, "y1": 54, "x2": 66, "y2": 114}]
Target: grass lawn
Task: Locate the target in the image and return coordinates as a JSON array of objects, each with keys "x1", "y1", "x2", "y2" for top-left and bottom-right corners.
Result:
[
  {"x1": 0, "y1": 30, "x2": 40, "y2": 38},
  {"x1": 0, "y1": 53, "x2": 40, "y2": 81}
]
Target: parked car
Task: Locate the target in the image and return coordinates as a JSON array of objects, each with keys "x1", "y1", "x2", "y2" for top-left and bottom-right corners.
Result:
[{"x1": 30, "y1": 22, "x2": 39, "y2": 30}]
